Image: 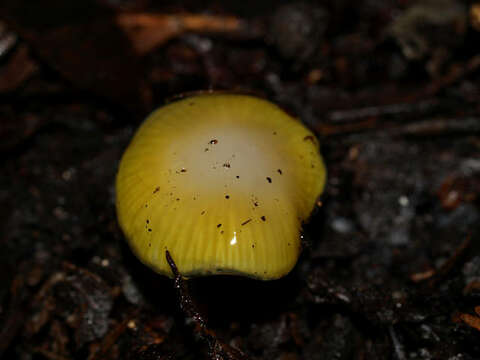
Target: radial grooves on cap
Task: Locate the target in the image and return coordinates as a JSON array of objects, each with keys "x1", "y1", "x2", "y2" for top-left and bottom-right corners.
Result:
[{"x1": 116, "y1": 94, "x2": 326, "y2": 279}]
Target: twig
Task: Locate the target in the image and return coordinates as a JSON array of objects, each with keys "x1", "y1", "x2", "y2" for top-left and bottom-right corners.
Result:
[
  {"x1": 165, "y1": 251, "x2": 249, "y2": 360},
  {"x1": 405, "y1": 55, "x2": 480, "y2": 101},
  {"x1": 427, "y1": 234, "x2": 472, "y2": 288},
  {"x1": 317, "y1": 54, "x2": 480, "y2": 136},
  {"x1": 0, "y1": 270, "x2": 65, "y2": 358},
  {"x1": 88, "y1": 309, "x2": 140, "y2": 360},
  {"x1": 326, "y1": 100, "x2": 439, "y2": 123},
  {"x1": 31, "y1": 348, "x2": 70, "y2": 360},
  {"x1": 116, "y1": 13, "x2": 250, "y2": 55},
  {"x1": 388, "y1": 326, "x2": 407, "y2": 360},
  {"x1": 410, "y1": 235, "x2": 472, "y2": 287}
]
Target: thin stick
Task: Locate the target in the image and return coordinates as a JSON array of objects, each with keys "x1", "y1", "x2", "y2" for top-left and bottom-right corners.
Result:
[{"x1": 165, "y1": 251, "x2": 248, "y2": 360}]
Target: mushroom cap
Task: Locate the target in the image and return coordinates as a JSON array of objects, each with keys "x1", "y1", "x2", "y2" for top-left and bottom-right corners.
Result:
[{"x1": 116, "y1": 94, "x2": 326, "y2": 280}]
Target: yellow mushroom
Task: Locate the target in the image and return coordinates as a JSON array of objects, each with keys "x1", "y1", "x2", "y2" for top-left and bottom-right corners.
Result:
[{"x1": 116, "y1": 93, "x2": 326, "y2": 280}]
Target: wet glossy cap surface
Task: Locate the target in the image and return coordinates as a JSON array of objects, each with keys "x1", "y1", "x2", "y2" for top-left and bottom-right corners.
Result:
[{"x1": 116, "y1": 94, "x2": 326, "y2": 279}]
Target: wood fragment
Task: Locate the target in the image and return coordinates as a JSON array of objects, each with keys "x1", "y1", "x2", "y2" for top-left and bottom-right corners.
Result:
[
  {"x1": 471, "y1": 4, "x2": 480, "y2": 31},
  {"x1": 0, "y1": 44, "x2": 37, "y2": 93},
  {"x1": 410, "y1": 269, "x2": 435, "y2": 283},
  {"x1": 458, "y1": 313, "x2": 480, "y2": 332},
  {"x1": 116, "y1": 13, "x2": 244, "y2": 55}
]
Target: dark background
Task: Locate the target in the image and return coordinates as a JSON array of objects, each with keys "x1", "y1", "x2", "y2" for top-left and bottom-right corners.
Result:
[{"x1": 1, "y1": 0, "x2": 480, "y2": 359}]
